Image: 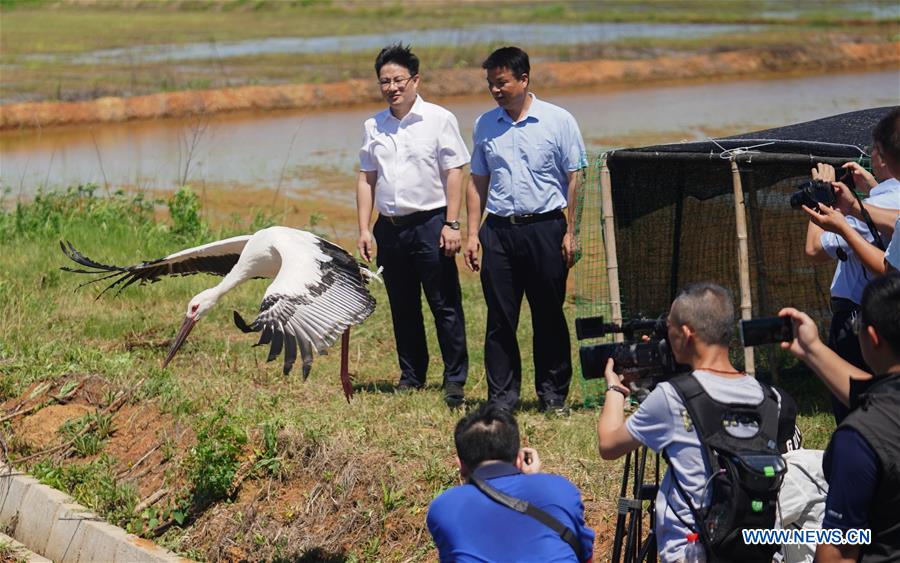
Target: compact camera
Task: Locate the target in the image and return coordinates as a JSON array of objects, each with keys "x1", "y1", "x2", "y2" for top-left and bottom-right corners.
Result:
[{"x1": 789, "y1": 179, "x2": 837, "y2": 211}]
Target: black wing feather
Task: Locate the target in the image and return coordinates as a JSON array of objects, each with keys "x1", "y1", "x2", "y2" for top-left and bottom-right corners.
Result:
[
  {"x1": 60, "y1": 239, "x2": 244, "y2": 297},
  {"x1": 267, "y1": 329, "x2": 284, "y2": 362}
]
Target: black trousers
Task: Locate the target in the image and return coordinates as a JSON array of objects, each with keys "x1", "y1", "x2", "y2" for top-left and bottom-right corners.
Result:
[
  {"x1": 479, "y1": 212, "x2": 571, "y2": 410},
  {"x1": 374, "y1": 209, "x2": 467, "y2": 387},
  {"x1": 828, "y1": 299, "x2": 870, "y2": 424}
]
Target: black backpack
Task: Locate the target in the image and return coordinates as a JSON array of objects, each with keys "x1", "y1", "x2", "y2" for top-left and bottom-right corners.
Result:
[{"x1": 664, "y1": 374, "x2": 787, "y2": 563}]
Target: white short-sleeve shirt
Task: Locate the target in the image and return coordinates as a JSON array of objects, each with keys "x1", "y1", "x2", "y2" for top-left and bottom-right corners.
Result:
[
  {"x1": 359, "y1": 95, "x2": 470, "y2": 217},
  {"x1": 885, "y1": 215, "x2": 900, "y2": 271}
]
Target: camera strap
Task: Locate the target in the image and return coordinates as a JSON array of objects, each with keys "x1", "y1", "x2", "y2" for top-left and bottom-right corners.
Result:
[
  {"x1": 468, "y1": 473, "x2": 585, "y2": 562},
  {"x1": 852, "y1": 189, "x2": 886, "y2": 251}
]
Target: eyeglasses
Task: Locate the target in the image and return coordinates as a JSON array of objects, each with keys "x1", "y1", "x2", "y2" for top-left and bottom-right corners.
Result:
[{"x1": 378, "y1": 75, "x2": 416, "y2": 89}]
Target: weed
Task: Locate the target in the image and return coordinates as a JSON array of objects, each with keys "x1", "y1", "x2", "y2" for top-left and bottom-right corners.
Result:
[
  {"x1": 72, "y1": 433, "x2": 104, "y2": 457},
  {"x1": 31, "y1": 456, "x2": 138, "y2": 527},
  {"x1": 160, "y1": 435, "x2": 177, "y2": 463},
  {"x1": 186, "y1": 406, "x2": 247, "y2": 509},
  {"x1": 59, "y1": 411, "x2": 114, "y2": 456},
  {"x1": 168, "y1": 186, "x2": 209, "y2": 242},
  {"x1": 0, "y1": 375, "x2": 15, "y2": 402},
  {"x1": 380, "y1": 480, "x2": 405, "y2": 513},
  {"x1": 359, "y1": 537, "x2": 381, "y2": 561},
  {"x1": 0, "y1": 185, "x2": 156, "y2": 243},
  {"x1": 253, "y1": 419, "x2": 284, "y2": 478},
  {"x1": 422, "y1": 458, "x2": 456, "y2": 496},
  {"x1": 0, "y1": 539, "x2": 26, "y2": 563}
]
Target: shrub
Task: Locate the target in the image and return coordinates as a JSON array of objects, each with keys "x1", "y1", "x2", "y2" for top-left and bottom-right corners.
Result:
[{"x1": 186, "y1": 407, "x2": 247, "y2": 509}]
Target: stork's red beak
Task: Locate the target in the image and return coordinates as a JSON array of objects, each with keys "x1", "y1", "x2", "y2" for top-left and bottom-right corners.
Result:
[{"x1": 163, "y1": 315, "x2": 197, "y2": 368}]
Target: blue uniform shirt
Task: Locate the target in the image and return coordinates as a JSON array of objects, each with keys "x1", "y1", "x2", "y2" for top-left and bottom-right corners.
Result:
[
  {"x1": 426, "y1": 462, "x2": 594, "y2": 562},
  {"x1": 471, "y1": 94, "x2": 587, "y2": 216},
  {"x1": 821, "y1": 178, "x2": 900, "y2": 303}
]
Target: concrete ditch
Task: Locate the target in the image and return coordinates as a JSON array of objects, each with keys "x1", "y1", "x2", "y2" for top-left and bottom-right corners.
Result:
[{"x1": 0, "y1": 465, "x2": 190, "y2": 563}]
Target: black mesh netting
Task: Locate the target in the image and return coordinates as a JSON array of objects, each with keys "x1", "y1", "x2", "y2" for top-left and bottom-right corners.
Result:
[{"x1": 574, "y1": 106, "x2": 896, "y2": 395}]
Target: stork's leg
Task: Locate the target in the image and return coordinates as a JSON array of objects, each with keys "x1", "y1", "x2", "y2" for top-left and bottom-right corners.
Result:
[{"x1": 340, "y1": 329, "x2": 352, "y2": 402}]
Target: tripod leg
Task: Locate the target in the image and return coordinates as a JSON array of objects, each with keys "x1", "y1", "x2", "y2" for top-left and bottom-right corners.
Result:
[
  {"x1": 611, "y1": 451, "x2": 632, "y2": 563},
  {"x1": 624, "y1": 448, "x2": 647, "y2": 563}
]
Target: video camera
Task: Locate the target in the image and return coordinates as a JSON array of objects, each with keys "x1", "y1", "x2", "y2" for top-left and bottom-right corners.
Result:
[{"x1": 576, "y1": 316, "x2": 689, "y2": 394}]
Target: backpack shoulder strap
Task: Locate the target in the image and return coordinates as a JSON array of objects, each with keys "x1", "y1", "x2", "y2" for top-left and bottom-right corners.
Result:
[
  {"x1": 469, "y1": 473, "x2": 585, "y2": 562},
  {"x1": 668, "y1": 374, "x2": 722, "y2": 445},
  {"x1": 756, "y1": 383, "x2": 781, "y2": 445}
]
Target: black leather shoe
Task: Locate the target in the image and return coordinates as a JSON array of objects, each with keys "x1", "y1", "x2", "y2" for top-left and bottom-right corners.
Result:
[
  {"x1": 541, "y1": 400, "x2": 569, "y2": 417},
  {"x1": 443, "y1": 381, "x2": 465, "y2": 408}
]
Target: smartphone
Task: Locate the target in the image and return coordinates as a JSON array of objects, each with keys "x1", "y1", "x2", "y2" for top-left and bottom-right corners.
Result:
[{"x1": 739, "y1": 317, "x2": 793, "y2": 347}]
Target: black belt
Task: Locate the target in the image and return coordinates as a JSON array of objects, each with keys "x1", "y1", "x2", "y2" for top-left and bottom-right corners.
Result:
[
  {"x1": 830, "y1": 297, "x2": 860, "y2": 314},
  {"x1": 487, "y1": 209, "x2": 564, "y2": 225},
  {"x1": 379, "y1": 207, "x2": 445, "y2": 227}
]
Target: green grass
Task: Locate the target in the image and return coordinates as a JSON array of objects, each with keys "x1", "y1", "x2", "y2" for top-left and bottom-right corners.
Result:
[{"x1": 0, "y1": 186, "x2": 838, "y2": 559}]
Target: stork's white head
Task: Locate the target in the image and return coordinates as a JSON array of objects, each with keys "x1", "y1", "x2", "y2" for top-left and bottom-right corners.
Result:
[
  {"x1": 185, "y1": 287, "x2": 221, "y2": 320},
  {"x1": 163, "y1": 288, "x2": 222, "y2": 369}
]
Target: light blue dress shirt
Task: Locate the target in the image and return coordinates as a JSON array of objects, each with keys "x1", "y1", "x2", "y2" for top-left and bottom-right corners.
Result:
[
  {"x1": 821, "y1": 177, "x2": 900, "y2": 303},
  {"x1": 471, "y1": 94, "x2": 587, "y2": 216}
]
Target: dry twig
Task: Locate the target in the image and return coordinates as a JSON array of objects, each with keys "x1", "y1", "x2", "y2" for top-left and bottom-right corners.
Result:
[{"x1": 134, "y1": 488, "x2": 169, "y2": 515}]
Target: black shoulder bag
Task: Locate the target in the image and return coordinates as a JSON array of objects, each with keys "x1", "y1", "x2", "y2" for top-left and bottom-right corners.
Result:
[{"x1": 468, "y1": 473, "x2": 585, "y2": 562}]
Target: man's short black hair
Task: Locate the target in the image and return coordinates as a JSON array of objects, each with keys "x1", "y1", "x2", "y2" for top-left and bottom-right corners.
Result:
[
  {"x1": 872, "y1": 106, "x2": 900, "y2": 170},
  {"x1": 375, "y1": 43, "x2": 419, "y2": 76},
  {"x1": 454, "y1": 404, "x2": 519, "y2": 469},
  {"x1": 481, "y1": 46, "x2": 530, "y2": 79},
  {"x1": 860, "y1": 273, "x2": 900, "y2": 357}
]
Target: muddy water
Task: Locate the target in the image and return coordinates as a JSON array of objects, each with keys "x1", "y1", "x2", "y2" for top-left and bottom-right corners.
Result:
[{"x1": 1, "y1": 70, "x2": 898, "y2": 196}]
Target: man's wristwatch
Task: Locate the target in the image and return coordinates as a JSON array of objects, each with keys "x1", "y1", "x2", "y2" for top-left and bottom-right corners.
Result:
[
  {"x1": 606, "y1": 384, "x2": 630, "y2": 398},
  {"x1": 443, "y1": 220, "x2": 460, "y2": 230}
]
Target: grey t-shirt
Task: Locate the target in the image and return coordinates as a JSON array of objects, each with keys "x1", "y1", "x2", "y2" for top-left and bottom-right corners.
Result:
[{"x1": 625, "y1": 370, "x2": 779, "y2": 563}]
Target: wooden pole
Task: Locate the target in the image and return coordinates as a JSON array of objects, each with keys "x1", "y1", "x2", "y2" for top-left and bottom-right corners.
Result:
[
  {"x1": 600, "y1": 158, "x2": 624, "y2": 343},
  {"x1": 730, "y1": 159, "x2": 755, "y2": 375}
]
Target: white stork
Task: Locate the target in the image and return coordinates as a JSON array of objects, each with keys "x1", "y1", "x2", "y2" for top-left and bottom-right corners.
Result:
[{"x1": 60, "y1": 226, "x2": 379, "y2": 401}]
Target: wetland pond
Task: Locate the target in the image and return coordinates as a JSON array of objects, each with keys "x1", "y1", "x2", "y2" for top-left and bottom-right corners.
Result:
[{"x1": 2, "y1": 69, "x2": 898, "y2": 197}]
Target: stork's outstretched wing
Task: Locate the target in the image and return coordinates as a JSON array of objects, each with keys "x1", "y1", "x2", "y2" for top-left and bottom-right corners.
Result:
[
  {"x1": 233, "y1": 232, "x2": 376, "y2": 378},
  {"x1": 60, "y1": 235, "x2": 252, "y2": 296}
]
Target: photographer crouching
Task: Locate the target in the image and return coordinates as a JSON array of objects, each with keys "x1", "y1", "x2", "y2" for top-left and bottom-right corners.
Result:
[
  {"x1": 597, "y1": 283, "x2": 795, "y2": 562},
  {"x1": 779, "y1": 273, "x2": 900, "y2": 563}
]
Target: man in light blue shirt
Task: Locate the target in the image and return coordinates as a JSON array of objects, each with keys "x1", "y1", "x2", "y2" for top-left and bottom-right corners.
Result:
[
  {"x1": 464, "y1": 46, "x2": 586, "y2": 412},
  {"x1": 804, "y1": 145, "x2": 900, "y2": 423}
]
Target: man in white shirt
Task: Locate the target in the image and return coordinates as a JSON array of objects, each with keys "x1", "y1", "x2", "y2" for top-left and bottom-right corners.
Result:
[{"x1": 357, "y1": 43, "x2": 470, "y2": 406}]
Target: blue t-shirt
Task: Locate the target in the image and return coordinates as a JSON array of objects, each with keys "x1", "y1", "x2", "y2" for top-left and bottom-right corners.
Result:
[
  {"x1": 822, "y1": 427, "x2": 880, "y2": 530},
  {"x1": 471, "y1": 93, "x2": 587, "y2": 217},
  {"x1": 426, "y1": 462, "x2": 594, "y2": 562}
]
